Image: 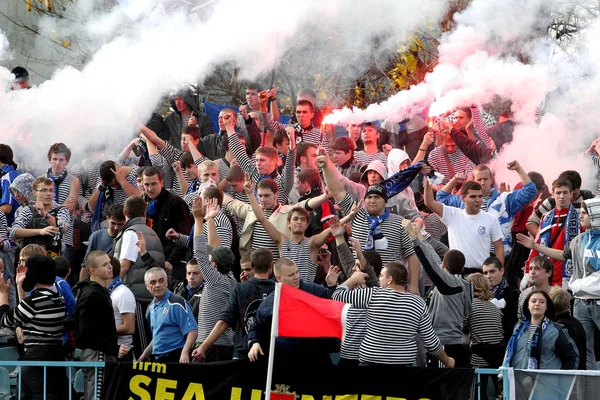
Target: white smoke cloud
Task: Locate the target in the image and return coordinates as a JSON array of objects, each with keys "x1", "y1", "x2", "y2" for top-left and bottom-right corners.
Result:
[
  {"x1": 0, "y1": 0, "x2": 450, "y2": 169},
  {"x1": 323, "y1": 0, "x2": 600, "y2": 190}
]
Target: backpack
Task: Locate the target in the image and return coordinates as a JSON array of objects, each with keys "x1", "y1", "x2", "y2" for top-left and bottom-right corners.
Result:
[{"x1": 23, "y1": 206, "x2": 63, "y2": 257}]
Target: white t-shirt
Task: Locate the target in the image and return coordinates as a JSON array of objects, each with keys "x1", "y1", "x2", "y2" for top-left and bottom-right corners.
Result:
[
  {"x1": 110, "y1": 284, "x2": 136, "y2": 347},
  {"x1": 118, "y1": 230, "x2": 139, "y2": 262},
  {"x1": 441, "y1": 204, "x2": 504, "y2": 268}
]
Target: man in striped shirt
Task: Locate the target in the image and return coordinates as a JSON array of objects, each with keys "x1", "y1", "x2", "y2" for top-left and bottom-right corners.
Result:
[
  {"x1": 191, "y1": 196, "x2": 237, "y2": 362},
  {"x1": 319, "y1": 154, "x2": 420, "y2": 294},
  {"x1": 427, "y1": 130, "x2": 475, "y2": 187},
  {"x1": 46, "y1": 143, "x2": 80, "y2": 273},
  {"x1": 226, "y1": 112, "x2": 296, "y2": 206},
  {"x1": 333, "y1": 261, "x2": 454, "y2": 368},
  {"x1": 10, "y1": 177, "x2": 71, "y2": 256},
  {"x1": 263, "y1": 97, "x2": 327, "y2": 150},
  {"x1": 0, "y1": 255, "x2": 69, "y2": 399},
  {"x1": 353, "y1": 122, "x2": 388, "y2": 166}
]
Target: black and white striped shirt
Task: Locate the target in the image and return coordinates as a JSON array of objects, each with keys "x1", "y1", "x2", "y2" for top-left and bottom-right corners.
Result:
[
  {"x1": 0, "y1": 210, "x2": 10, "y2": 250},
  {"x1": 159, "y1": 143, "x2": 193, "y2": 194},
  {"x1": 251, "y1": 208, "x2": 280, "y2": 259},
  {"x1": 338, "y1": 193, "x2": 415, "y2": 264},
  {"x1": 229, "y1": 133, "x2": 295, "y2": 205},
  {"x1": 72, "y1": 158, "x2": 103, "y2": 223},
  {"x1": 333, "y1": 286, "x2": 443, "y2": 364},
  {"x1": 263, "y1": 112, "x2": 327, "y2": 150},
  {"x1": 0, "y1": 287, "x2": 65, "y2": 351},
  {"x1": 202, "y1": 211, "x2": 233, "y2": 248},
  {"x1": 340, "y1": 304, "x2": 368, "y2": 361},
  {"x1": 353, "y1": 151, "x2": 388, "y2": 166},
  {"x1": 49, "y1": 171, "x2": 75, "y2": 247},
  {"x1": 193, "y1": 235, "x2": 237, "y2": 346},
  {"x1": 466, "y1": 298, "x2": 504, "y2": 367},
  {"x1": 281, "y1": 238, "x2": 317, "y2": 283},
  {"x1": 427, "y1": 146, "x2": 475, "y2": 185}
]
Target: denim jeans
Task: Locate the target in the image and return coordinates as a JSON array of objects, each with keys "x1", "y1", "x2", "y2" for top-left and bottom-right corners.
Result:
[{"x1": 573, "y1": 299, "x2": 600, "y2": 370}]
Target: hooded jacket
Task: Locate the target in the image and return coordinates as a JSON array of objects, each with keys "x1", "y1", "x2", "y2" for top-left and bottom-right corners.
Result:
[
  {"x1": 330, "y1": 159, "x2": 421, "y2": 222},
  {"x1": 74, "y1": 280, "x2": 119, "y2": 356},
  {"x1": 165, "y1": 86, "x2": 213, "y2": 149},
  {"x1": 567, "y1": 198, "x2": 600, "y2": 298},
  {"x1": 9, "y1": 173, "x2": 35, "y2": 219}
]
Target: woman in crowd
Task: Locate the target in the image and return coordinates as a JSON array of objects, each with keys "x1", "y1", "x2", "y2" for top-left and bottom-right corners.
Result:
[
  {"x1": 466, "y1": 273, "x2": 505, "y2": 398},
  {"x1": 503, "y1": 289, "x2": 578, "y2": 370}
]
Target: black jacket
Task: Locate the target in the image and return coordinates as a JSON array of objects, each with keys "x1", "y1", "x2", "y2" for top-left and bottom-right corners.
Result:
[
  {"x1": 555, "y1": 312, "x2": 587, "y2": 370},
  {"x1": 165, "y1": 86, "x2": 213, "y2": 148},
  {"x1": 500, "y1": 283, "x2": 521, "y2": 344},
  {"x1": 220, "y1": 277, "x2": 276, "y2": 358},
  {"x1": 74, "y1": 280, "x2": 119, "y2": 356},
  {"x1": 146, "y1": 188, "x2": 192, "y2": 272}
]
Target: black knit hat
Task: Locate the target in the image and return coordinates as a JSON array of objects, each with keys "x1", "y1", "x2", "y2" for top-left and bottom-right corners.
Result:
[
  {"x1": 364, "y1": 184, "x2": 388, "y2": 202},
  {"x1": 11, "y1": 66, "x2": 29, "y2": 82},
  {"x1": 22, "y1": 255, "x2": 56, "y2": 292}
]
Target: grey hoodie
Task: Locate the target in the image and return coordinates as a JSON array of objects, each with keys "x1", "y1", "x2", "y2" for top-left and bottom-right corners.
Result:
[
  {"x1": 567, "y1": 198, "x2": 600, "y2": 298},
  {"x1": 9, "y1": 173, "x2": 35, "y2": 219},
  {"x1": 414, "y1": 238, "x2": 473, "y2": 345}
]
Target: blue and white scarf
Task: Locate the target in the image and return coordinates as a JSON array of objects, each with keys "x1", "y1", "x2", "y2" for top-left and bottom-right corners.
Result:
[
  {"x1": 365, "y1": 209, "x2": 390, "y2": 250},
  {"x1": 538, "y1": 204, "x2": 579, "y2": 283},
  {"x1": 503, "y1": 317, "x2": 549, "y2": 369}
]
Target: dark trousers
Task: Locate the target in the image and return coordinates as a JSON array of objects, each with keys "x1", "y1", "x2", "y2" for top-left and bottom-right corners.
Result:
[
  {"x1": 22, "y1": 345, "x2": 72, "y2": 400},
  {"x1": 427, "y1": 343, "x2": 469, "y2": 368},
  {"x1": 201, "y1": 344, "x2": 233, "y2": 362},
  {"x1": 337, "y1": 358, "x2": 360, "y2": 368},
  {"x1": 133, "y1": 300, "x2": 152, "y2": 359},
  {"x1": 154, "y1": 348, "x2": 184, "y2": 363}
]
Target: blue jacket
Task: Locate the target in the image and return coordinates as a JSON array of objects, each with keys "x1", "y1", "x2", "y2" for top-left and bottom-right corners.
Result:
[
  {"x1": 505, "y1": 320, "x2": 578, "y2": 370},
  {"x1": 437, "y1": 181, "x2": 537, "y2": 256}
]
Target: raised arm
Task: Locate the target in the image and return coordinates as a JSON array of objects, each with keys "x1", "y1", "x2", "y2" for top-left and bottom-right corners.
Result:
[
  {"x1": 317, "y1": 151, "x2": 346, "y2": 203},
  {"x1": 111, "y1": 164, "x2": 139, "y2": 198},
  {"x1": 470, "y1": 105, "x2": 493, "y2": 147},
  {"x1": 203, "y1": 198, "x2": 223, "y2": 248},
  {"x1": 413, "y1": 131, "x2": 435, "y2": 164},
  {"x1": 423, "y1": 165, "x2": 444, "y2": 217}
]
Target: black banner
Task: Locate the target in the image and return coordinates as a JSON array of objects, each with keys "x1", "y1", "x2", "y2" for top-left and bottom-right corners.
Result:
[{"x1": 103, "y1": 359, "x2": 474, "y2": 400}]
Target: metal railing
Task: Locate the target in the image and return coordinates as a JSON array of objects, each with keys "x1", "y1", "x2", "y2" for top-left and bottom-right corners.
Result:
[
  {"x1": 0, "y1": 360, "x2": 104, "y2": 400},
  {"x1": 475, "y1": 368, "x2": 510, "y2": 400},
  {"x1": 0, "y1": 362, "x2": 526, "y2": 400}
]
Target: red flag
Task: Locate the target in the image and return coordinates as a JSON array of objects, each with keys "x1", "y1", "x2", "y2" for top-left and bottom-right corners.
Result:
[{"x1": 275, "y1": 283, "x2": 348, "y2": 339}]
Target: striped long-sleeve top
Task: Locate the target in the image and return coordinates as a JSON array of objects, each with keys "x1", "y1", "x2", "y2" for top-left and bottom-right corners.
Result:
[
  {"x1": 229, "y1": 132, "x2": 295, "y2": 205},
  {"x1": 262, "y1": 112, "x2": 327, "y2": 150},
  {"x1": 466, "y1": 298, "x2": 505, "y2": 367},
  {"x1": 0, "y1": 287, "x2": 65, "y2": 352},
  {"x1": 427, "y1": 146, "x2": 475, "y2": 185},
  {"x1": 333, "y1": 286, "x2": 443, "y2": 365},
  {"x1": 193, "y1": 234, "x2": 237, "y2": 346},
  {"x1": 337, "y1": 193, "x2": 415, "y2": 265},
  {"x1": 0, "y1": 211, "x2": 10, "y2": 251}
]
